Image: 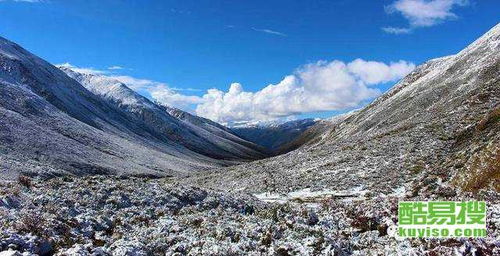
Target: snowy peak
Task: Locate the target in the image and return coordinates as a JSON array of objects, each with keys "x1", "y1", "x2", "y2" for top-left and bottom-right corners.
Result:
[
  {"x1": 458, "y1": 22, "x2": 500, "y2": 56},
  {"x1": 59, "y1": 66, "x2": 156, "y2": 109},
  {"x1": 1, "y1": 36, "x2": 220, "y2": 178}
]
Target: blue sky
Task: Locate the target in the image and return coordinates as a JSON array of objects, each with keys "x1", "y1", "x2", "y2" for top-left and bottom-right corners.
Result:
[{"x1": 0, "y1": 0, "x2": 498, "y2": 125}]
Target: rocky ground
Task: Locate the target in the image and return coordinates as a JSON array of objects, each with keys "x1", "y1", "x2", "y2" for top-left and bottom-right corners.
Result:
[{"x1": 1, "y1": 176, "x2": 499, "y2": 255}]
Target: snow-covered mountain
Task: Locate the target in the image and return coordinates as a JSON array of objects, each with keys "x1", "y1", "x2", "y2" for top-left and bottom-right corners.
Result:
[
  {"x1": 0, "y1": 36, "x2": 265, "y2": 179},
  {"x1": 59, "y1": 67, "x2": 267, "y2": 161},
  {"x1": 190, "y1": 23, "x2": 500, "y2": 195},
  {"x1": 2, "y1": 23, "x2": 499, "y2": 256},
  {"x1": 231, "y1": 119, "x2": 318, "y2": 154},
  {"x1": 270, "y1": 111, "x2": 359, "y2": 154}
]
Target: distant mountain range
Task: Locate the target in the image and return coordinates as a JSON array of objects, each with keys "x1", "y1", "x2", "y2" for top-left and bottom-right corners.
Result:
[
  {"x1": 0, "y1": 37, "x2": 267, "y2": 179},
  {"x1": 231, "y1": 118, "x2": 318, "y2": 154}
]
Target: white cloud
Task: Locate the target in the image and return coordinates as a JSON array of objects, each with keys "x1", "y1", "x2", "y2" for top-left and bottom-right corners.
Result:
[
  {"x1": 383, "y1": 0, "x2": 469, "y2": 33},
  {"x1": 58, "y1": 59, "x2": 415, "y2": 124},
  {"x1": 382, "y1": 26, "x2": 412, "y2": 34},
  {"x1": 347, "y1": 59, "x2": 415, "y2": 84},
  {"x1": 252, "y1": 27, "x2": 287, "y2": 37},
  {"x1": 108, "y1": 65, "x2": 124, "y2": 70},
  {"x1": 195, "y1": 59, "x2": 415, "y2": 125},
  {"x1": 148, "y1": 85, "x2": 204, "y2": 109},
  {"x1": 106, "y1": 75, "x2": 158, "y2": 91},
  {"x1": 170, "y1": 87, "x2": 203, "y2": 92}
]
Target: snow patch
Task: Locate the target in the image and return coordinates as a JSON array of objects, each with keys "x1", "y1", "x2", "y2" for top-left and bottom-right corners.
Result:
[{"x1": 254, "y1": 186, "x2": 368, "y2": 207}]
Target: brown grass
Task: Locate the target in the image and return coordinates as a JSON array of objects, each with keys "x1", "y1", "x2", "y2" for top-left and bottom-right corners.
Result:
[
  {"x1": 18, "y1": 175, "x2": 32, "y2": 189},
  {"x1": 476, "y1": 105, "x2": 500, "y2": 131},
  {"x1": 454, "y1": 142, "x2": 500, "y2": 192}
]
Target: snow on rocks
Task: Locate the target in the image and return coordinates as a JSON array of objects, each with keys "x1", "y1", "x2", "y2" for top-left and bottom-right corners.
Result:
[{"x1": 1, "y1": 176, "x2": 498, "y2": 255}]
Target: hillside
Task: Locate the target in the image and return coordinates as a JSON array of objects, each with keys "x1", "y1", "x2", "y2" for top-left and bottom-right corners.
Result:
[
  {"x1": 0, "y1": 36, "x2": 264, "y2": 179},
  {"x1": 190, "y1": 23, "x2": 500, "y2": 195},
  {"x1": 276, "y1": 112, "x2": 357, "y2": 154},
  {"x1": 60, "y1": 67, "x2": 267, "y2": 161},
  {"x1": 231, "y1": 119, "x2": 317, "y2": 154}
]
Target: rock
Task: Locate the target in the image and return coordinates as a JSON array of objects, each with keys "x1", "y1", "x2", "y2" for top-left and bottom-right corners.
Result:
[
  {"x1": 37, "y1": 240, "x2": 52, "y2": 256},
  {"x1": 275, "y1": 247, "x2": 291, "y2": 256},
  {"x1": 55, "y1": 244, "x2": 89, "y2": 256},
  {"x1": 306, "y1": 210, "x2": 319, "y2": 225},
  {"x1": 0, "y1": 250, "x2": 22, "y2": 256},
  {"x1": 377, "y1": 224, "x2": 388, "y2": 236},
  {"x1": 109, "y1": 240, "x2": 148, "y2": 256},
  {"x1": 1, "y1": 175, "x2": 499, "y2": 255},
  {"x1": 0, "y1": 196, "x2": 21, "y2": 209}
]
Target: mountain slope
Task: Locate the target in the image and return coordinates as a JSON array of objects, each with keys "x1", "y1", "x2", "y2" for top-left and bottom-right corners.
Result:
[
  {"x1": 0, "y1": 36, "x2": 260, "y2": 179},
  {"x1": 190, "y1": 23, "x2": 500, "y2": 195},
  {"x1": 59, "y1": 68, "x2": 267, "y2": 161},
  {"x1": 231, "y1": 119, "x2": 317, "y2": 154},
  {"x1": 275, "y1": 112, "x2": 357, "y2": 154}
]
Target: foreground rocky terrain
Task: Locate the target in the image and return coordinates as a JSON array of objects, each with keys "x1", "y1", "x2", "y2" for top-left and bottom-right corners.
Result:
[{"x1": 1, "y1": 176, "x2": 499, "y2": 255}]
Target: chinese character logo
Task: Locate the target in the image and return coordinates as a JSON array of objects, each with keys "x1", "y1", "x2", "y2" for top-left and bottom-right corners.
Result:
[{"x1": 398, "y1": 201, "x2": 486, "y2": 237}]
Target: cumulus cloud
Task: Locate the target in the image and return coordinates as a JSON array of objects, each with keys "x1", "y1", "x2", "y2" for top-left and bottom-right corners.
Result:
[
  {"x1": 105, "y1": 75, "x2": 159, "y2": 91},
  {"x1": 383, "y1": 0, "x2": 469, "y2": 34},
  {"x1": 170, "y1": 87, "x2": 203, "y2": 92},
  {"x1": 195, "y1": 59, "x2": 415, "y2": 124},
  {"x1": 148, "y1": 85, "x2": 204, "y2": 109},
  {"x1": 347, "y1": 59, "x2": 416, "y2": 84},
  {"x1": 58, "y1": 59, "x2": 415, "y2": 124}
]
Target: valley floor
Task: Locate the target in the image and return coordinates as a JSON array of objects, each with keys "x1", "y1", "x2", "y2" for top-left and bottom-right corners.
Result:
[{"x1": 1, "y1": 176, "x2": 499, "y2": 255}]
